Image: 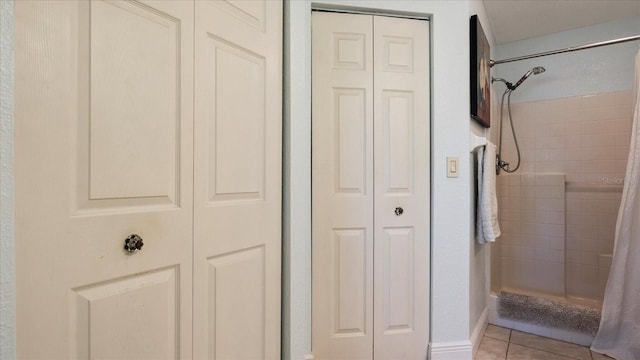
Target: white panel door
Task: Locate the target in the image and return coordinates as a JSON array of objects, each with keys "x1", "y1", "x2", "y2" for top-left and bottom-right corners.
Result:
[
  {"x1": 312, "y1": 11, "x2": 374, "y2": 360},
  {"x1": 312, "y1": 11, "x2": 429, "y2": 360},
  {"x1": 373, "y1": 16, "x2": 430, "y2": 360},
  {"x1": 193, "y1": 1, "x2": 282, "y2": 359},
  {"x1": 15, "y1": 1, "x2": 194, "y2": 358}
]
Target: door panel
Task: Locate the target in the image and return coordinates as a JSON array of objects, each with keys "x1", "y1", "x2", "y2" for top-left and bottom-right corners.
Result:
[
  {"x1": 335, "y1": 88, "x2": 368, "y2": 194},
  {"x1": 194, "y1": 1, "x2": 282, "y2": 359},
  {"x1": 312, "y1": 11, "x2": 375, "y2": 360},
  {"x1": 205, "y1": 35, "x2": 266, "y2": 203},
  {"x1": 15, "y1": 1, "x2": 194, "y2": 358},
  {"x1": 381, "y1": 91, "x2": 414, "y2": 192},
  {"x1": 76, "y1": 0, "x2": 182, "y2": 211},
  {"x1": 334, "y1": 228, "x2": 368, "y2": 336},
  {"x1": 312, "y1": 11, "x2": 430, "y2": 360},
  {"x1": 380, "y1": 227, "x2": 414, "y2": 333},
  {"x1": 71, "y1": 267, "x2": 179, "y2": 359},
  {"x1": 87, "y1": 0, "x2": 180, "y2": 202},
  {"x1": 373, "y1": 15, "x2": 429, "y2": 360},
  {"x1": 206, "y1": 246, "x2": 266, "y2": 359}
]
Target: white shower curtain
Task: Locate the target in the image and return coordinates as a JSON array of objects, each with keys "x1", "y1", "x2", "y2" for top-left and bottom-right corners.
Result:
[{"x1": 591, "y1": 48, "x2": 640, "y2": 360}]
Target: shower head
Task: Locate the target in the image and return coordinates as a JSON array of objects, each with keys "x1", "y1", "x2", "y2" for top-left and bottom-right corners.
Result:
[
  {"x1": 512, "y1": 66, "x2": 546, "y2": 90},
  {"x1": 532, "y1": 66, "x2": 546, "y2": 75}
]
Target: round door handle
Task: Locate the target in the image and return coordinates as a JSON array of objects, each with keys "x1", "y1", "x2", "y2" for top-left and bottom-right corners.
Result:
[
  {"x1": 394, "y1": 207, "x2": 404, "y2": 216},
  {"x1": 124, "y1": 234, "x2": 144, "y2": 253}
]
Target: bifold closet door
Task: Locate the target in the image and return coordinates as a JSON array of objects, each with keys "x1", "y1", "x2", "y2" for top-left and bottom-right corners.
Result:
[
  {"x1": 312, "y1": 11, "x2": 430, "y2": 360},
  {"x1": 312, "y1": 11, "x2": 375, "y2": 359},
  {"x1": 15, "y1": 1, "x2": 194, "y2": 358},
  {"x1": 193, "y1": 1, "x2": 282, "y2": 359},
  {"x1": 372, "y1": 16, "x2": 430, "y2": 360},
  {"x1": 15, "y1": 0, "x2": 282, "y2": 358}
]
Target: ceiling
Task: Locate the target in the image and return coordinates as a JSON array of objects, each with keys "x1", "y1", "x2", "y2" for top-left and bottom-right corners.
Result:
[{"x1": 483, "y1": 0, "x2": 640, "y2": 44}]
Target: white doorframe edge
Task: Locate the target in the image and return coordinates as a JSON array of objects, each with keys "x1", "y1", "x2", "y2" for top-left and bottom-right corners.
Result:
[{"x1": 0, "y1": 1, "x2": 17, "y2": 359}]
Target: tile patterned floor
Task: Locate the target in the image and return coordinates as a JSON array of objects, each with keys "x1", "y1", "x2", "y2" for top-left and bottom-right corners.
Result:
[{"x1": 475, "y1": 325, "x2": 614, "y2": 360}]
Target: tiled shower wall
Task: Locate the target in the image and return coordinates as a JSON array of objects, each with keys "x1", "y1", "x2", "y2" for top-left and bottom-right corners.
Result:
[
  {"x1": 497, "y1": 174, "x2": 565, "y2": 296},
  {"x1": 494, "y1": 90, "x2": 634, "y2": 302}
]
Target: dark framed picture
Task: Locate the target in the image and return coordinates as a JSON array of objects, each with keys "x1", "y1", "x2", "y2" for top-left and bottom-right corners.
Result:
[{"x1": 470, "y1": 15, "x2": 491, "y2": 128}]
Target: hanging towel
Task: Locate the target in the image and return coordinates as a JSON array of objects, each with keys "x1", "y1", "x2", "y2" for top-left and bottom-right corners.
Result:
[{"x1": 476, "y1": 142, "x2": 501, "y2": 244}]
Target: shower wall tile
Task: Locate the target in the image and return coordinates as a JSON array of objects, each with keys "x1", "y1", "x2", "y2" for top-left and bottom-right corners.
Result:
[
  {"x1": 497, "y1": 173, "x2": 565, "y2": 296},
  {"x1": 494, "y1": 90, "x2": 633, "y2": 303}
]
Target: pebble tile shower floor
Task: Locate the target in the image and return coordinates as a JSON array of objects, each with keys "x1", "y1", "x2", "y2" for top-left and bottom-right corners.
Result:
[{"x1": 475, "y1": 325, "x2": 613, "y2": 360}]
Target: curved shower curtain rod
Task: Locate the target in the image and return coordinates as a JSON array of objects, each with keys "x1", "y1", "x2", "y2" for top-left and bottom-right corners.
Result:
[{"x1": 490, "y1": 34, "x2": 640, "y2": 67}]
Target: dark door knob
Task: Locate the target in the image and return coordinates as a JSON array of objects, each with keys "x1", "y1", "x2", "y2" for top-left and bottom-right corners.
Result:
[{"x1": 124, "y1": 234, "x2": 144, "y2": 253}]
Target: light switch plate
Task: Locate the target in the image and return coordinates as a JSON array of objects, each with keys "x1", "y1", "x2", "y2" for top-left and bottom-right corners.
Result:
[{"x1": 447, "y1": 157, "x2": 459, "y2": 178}]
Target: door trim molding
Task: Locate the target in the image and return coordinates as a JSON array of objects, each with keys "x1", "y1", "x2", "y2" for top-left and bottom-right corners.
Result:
[
  {"x1": 0, "y1": 1, "x2": 16, "y2": 359},
  {"x1": 284, "y1": 4, "x2": 433, "y2": 360},
  {"x1": 310, "y1": 9, "x2": 433, "y2": 354},
  {"x1": 311, "y1": 3, "x2": 430, "y2": 21}
]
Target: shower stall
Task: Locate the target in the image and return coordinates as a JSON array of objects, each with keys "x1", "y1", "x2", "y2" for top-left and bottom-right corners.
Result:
[
  {"x1": 486, "y1": 30, "x2": 638, "y2": 346},
  {"x1": 489, "y1": 88, "x2": 632, "y2": 345}
]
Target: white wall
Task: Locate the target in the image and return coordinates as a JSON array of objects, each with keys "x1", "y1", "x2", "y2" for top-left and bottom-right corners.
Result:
[
  {"x1": 0, "y1": 1, "x2": 16, "y2": 359},
  {"x1": 283, "y1": 1, "x2": 475, "y2": 359},
  {"x1": 468, "y1": 0, "x2": 495, "y2": 347},
  {"x1": 494, "y1": 16, "x2": 640, "y2": 103}
]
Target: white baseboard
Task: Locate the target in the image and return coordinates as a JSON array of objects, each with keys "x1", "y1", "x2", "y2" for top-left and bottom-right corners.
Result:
[
  {"x1": 428, "y1": 340, "x2": 473, "y2": 360},
  {"x1": 304, "y1": 354, "x2": 314, "y2": 360},
  {"x1": 471, "y1": 307, "x2": 489, "y2": 357}
]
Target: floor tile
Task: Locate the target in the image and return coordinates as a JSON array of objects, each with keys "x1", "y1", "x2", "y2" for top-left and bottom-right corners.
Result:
[
  {"x1": 506, "y1": 343, "x2": 578, "y2": 360},
  {"x1": 475, "y1": 336, "x2": 508, "y2": 360},
  {"x1": 591, "y1": 351, "x2": 615, "y2": 359},
  {"x1": 509, "y1": 330, "x2": 592, "y2": 359},
  {"x1": 485, "y1": 324, "x2": 512, "y2": 342}
]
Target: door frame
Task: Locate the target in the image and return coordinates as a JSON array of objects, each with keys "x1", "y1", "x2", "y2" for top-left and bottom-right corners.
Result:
[
  {"x1": 0, "y1": 1, "x2": 16, "y2": 358},
  {"x1": 310, "y1": 9, "x2": 431, "y2": 358},
  {"x1": 282, "y1": 3, "x2": 432, "y2": 359}
]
